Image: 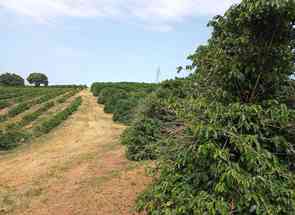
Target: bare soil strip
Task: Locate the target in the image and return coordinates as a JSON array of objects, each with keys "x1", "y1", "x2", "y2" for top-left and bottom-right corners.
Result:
[{"x1": 0, "y1": 90, "x2": 151, "y2": 215}]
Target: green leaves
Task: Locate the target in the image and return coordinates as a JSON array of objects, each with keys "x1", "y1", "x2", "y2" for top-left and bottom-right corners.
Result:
[
  {"x1": 27, "y1": 73, "x2": 48, "y2": 87},
  {"x1": 138, "y1": 100, "x2": 295, "y2": 214},
  {"x1": 122, "y1": 117, "x2": 162, "y2": 161},
  {"x1": 34, "y1": 97, "x2": 82, "y2": 135},
  {"x1": 135, "y1": 0, "x2": 295, "y2": 211},
  {"x1": 101, "y1": 0, "x2": 295, "y2": 214},
  {"x1": 0, "y1": 129, "x2": 28, "y2": 150},
  {"x1": 0, "y1": 73, "x2": 24, "y2": 86},
  {"x1": 188, "y1": 0, "x2": 295, "y2": 103}
]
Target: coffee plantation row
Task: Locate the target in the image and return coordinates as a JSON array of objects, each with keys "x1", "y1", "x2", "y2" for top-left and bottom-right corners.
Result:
[
  {"x1": 91, "y1": 0, "x2": 295, "y2": 214},
  {"x1": 91, "y1": 82, "x2": 159, "y2": 124},
  {"x1": 0, "y1": 86, "x2": 85, "y2": 150}
]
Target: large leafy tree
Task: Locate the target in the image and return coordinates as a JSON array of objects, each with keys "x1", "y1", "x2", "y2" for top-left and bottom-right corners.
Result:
[
  {"x1": 137, "y1": 0, "x2": 295, "y2": 214},
  {"x1": 27, "y1": 73, "x2": 48, "y2": 87},
  {"x1": 191, "y1": 0, "x2": 295, "y2": 103},
  {"x1": 0, "y1": 73, "x2": 25, "y2": 86}
]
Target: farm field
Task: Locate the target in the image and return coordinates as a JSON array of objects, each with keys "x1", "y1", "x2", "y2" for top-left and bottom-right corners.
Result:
[
  {"x1": 1, "y1": 0, "x2": 295, "y2": 214},
  {"x1": 0, "y1": 86, "x2": 84, "y2": 150},
  {"x1": 0, "y1": 90, "x2": 151, "y2": 214}
]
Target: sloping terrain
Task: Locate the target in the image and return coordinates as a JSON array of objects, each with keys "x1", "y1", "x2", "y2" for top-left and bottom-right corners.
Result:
[{"x1": 0, "y1": 90, "x2": 151, "y2": 215}]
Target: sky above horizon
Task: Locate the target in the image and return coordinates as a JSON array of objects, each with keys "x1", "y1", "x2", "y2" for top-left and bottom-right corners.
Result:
[{"x1": 0, "y1": 0, "x2": 240, "y2": 85}]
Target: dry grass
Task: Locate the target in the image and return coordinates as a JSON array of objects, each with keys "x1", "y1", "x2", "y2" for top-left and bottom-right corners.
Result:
[{"x1": 0, "y1": 90, "x2": 151, "y2": 215}]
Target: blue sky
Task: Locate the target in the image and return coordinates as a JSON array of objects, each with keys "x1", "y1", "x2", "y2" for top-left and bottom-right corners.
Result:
[{"x1": 0, "y1": 0, "x2": 240, "y2": 85}]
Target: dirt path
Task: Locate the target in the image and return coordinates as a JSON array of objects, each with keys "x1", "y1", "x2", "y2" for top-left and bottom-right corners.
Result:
[{"x1": 0, "y1": 90, "x2": 151, "y2": 215}]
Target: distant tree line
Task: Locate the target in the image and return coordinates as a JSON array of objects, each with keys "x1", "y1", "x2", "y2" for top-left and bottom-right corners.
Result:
[
  {"x1": 0, "y1": 73, "x2": 25, "y2": 86},
  {"x1": 0, "y1": 72, "x2": 49, "y2": 87},
  {"x1": 27, "y1": 73, "x2": 48, "y2": 87}
]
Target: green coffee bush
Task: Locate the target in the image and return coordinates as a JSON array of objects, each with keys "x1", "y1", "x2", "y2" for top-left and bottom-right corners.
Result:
[
  {"x1": 0, "y1": 129, "x2": 28, "y2": 150},
  {"x1": 120, "y1": 95, "x2": 177, "y2": 160},
  {"x1": 35, "y1": 97, "x2": 82, "y2": 135},
  {"x1": 57, "y1": 90, "x2": 78, "y2": 103},
  {"x1": 103, "y1": 90, "x2": 128, "y2": 113},
  {"x1": 21, "y1": 101, "x2": 55, "y2": 126},
  {"x1": 8, "y1": 101, "x2": 33, "y2": 117},
  {"x1": 0, "y1": 100, "x2": 10, "y2": 110},
  {"x1": 137, "y1": 101, "x2": 295, "y2": 214},
  {"x1": 97, "y1": 88, "x2": 121, "y2": 104},
  {"x1": 91, "y1": 82, "x2": 158, "y2": 96},
  {"x1": 121, "y1": 118, "x2": 161, "y2": 161},
  {"x1": 136, "y1": 0, "x2": 295, "y2": 214},
  {"x1": 112, "y1": 97, "x2": 138, "y2": 124}
]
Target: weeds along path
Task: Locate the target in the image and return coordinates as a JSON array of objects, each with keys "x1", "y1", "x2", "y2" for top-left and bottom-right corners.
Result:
[{"x1": 0, "y1": 90, "x2": 151, "y2": 215}]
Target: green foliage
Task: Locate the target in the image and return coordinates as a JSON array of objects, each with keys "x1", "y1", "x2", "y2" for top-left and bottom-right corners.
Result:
[
  {"x1": 103, "y1": 89, "x2": 128, "y2": 113},
  {"x1": 0, "y1": 115, "x2": 7, "y2": 123},
  {"x1": 133, "y1": 0, "x2": 295, "y2": 214},
  {"x1": 0, "y1": 100, "x2": 10, "y2": 110},
  {"x1": 118, "y1": 77, "x2": 191, "y2": 161},
  {"x1": 121, "y1": 95, "x2": 178, "y2": 160},
  {"x1": 27, "y1": 73, "x2": 48, "y2": 87},
  {"x1": 5, "y1": 91, "x2": 76, "y2": 130},
  {"x1": 97, "y1": 88, "x2": 120, "y2": 104},
  {"x1": 92, "y1": 83, "x2": 159, "y2": 124},
  {"x1": 7, "y1": 90, "x2": 66, "y2": 118},
  {"x1": 91, "y1": 82, "x2": 157, "y2": 96},
  {"x1": 20, "y1": 101, "x2": 55, "y2": 126},
  {"x1": 88, "y1": 2, "x2": 295, "y2": 213},
  {"x1": 188, "y1": 0, "x2": 295, "y2": 103},
  {"x1": 0, "y1": 129, "x2": 28, "y2": 150},
  {"x1": 35, "y1": 90, "x2": 65, "y2": 104},
  {"x1": 156, "y1": 77, "x2": 196, "y2": 99},
  {"x1": 57, "y1": 90, "x2": 79, "y2": 103},
  {"x1": 35, "y1": 96, "x2": 82, "y2": 134},
  {"x1": 8, "y1": 101, "x2": 33, "y2": 117},
  {"x1": 0, "y1": 87, "x2": 83, "y2": 151},
  {"x1": 138, "y1": 100, "x2": 295, "y2": 214},
  {"x1": 0, "y1": 86, "x2": 56, "y2": 104},
  {"x1": 112, "y1": 97, "x2": 138, "y2": 124},
  {"x1": 0, "y1": 73, "x2": 25, "y2": 86},
  {"x1": 100, "y1": 88, "x2": 146, "y2": 124},
  {"x1": 49, "y1": 85, "x2": 87, "y2": 89},
  {"x1": 122, "y1": 118, "x2": 161, "y2": 161}
]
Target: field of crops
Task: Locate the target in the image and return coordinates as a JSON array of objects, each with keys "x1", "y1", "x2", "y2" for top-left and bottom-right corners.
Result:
[
  {"x1": 90, "y1": 1, "x2": 295, "y2": 213},
  {"x1": 0, "y1": 86, "x2": 84, "y2": 150},
  {"x1": 1, "y1": 0, "x2": 295, "y2": 214},
  {"x1": 91, "y1": 82, "x2": 159, "y2": 124}
]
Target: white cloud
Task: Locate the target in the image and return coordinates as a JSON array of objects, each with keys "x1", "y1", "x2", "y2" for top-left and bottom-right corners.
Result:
[{"x1": 0, "y1": 0, "x2": 240, "y2": 30}]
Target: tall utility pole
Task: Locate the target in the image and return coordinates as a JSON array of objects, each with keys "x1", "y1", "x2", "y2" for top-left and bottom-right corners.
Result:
[{"x1": 156, "y1": 66, "x2": 161, "y2": 83}]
